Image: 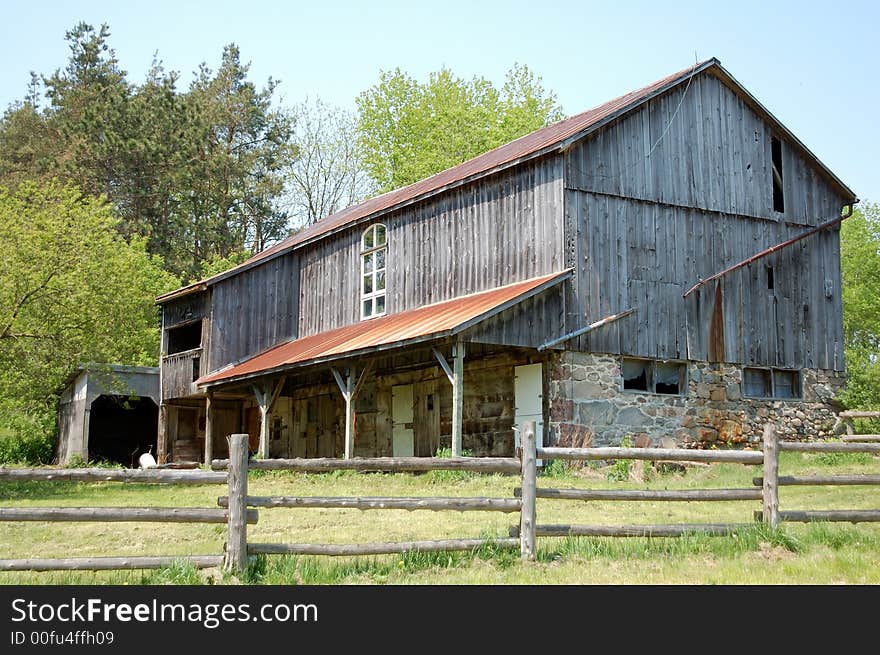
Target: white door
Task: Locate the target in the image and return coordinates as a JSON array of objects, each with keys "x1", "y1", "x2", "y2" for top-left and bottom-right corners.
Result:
[
  {"x1": 515, "y1": 363, "x2": 544, "y2": 461},
  {"x1": 392, "y1": 384, "x2": 414, "y2": 457}
]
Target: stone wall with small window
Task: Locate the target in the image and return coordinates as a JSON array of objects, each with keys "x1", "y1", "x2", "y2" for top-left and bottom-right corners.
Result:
[{"x1": 547, "y1": 351, "x2": 845, "y2": 448}]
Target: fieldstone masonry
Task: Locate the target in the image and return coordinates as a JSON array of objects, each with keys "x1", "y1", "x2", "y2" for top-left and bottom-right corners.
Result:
[{"x1": 547, "y1": 352, "x2": 846, "y2": 447}]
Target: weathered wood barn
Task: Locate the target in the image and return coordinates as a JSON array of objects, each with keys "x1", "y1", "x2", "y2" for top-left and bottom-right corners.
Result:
[{"x1": 155, "y1": 58, "x2": 856, "y2": 463}]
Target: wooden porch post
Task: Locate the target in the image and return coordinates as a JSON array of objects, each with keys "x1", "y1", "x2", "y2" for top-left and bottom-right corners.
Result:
[
  {"x1": 433, "y1": 344, "x2": 465, "y2": 457},
  {"x1": 332, "y1": 363, "x2": 372, "y2": 460},
  {"x1": 452, "y1": 340, "x2": 465, "y2": 457},
  {"x1": 157, "y1": 403, "x2": 168, "y2": 464},
  {"x1": 204, "y1": 392, "x2": 214, "y2": 466},
  {"x1": 253, "y1": 377, "x2": 286, "y2": 459}
]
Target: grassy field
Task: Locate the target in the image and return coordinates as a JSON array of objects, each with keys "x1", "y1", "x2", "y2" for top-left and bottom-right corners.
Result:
[{"x1": 1, "y1": 451, "x2": 878, "y2": 584}]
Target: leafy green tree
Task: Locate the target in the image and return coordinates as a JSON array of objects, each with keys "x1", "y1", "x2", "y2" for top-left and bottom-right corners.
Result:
[
  {"x1": 0, "y1": 182, "x2": 178, "y2": 457},
  {"x1": 356, "y1": 64, "x2": 563, "y2": 192},
  {"x1": 840, "y1": 203, "x2": 880, "y2": 410}
]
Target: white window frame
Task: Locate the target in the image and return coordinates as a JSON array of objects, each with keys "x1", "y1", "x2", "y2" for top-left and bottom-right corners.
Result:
[{"x1": 360, "y1": 223, "x2": 387, "y2": 320}]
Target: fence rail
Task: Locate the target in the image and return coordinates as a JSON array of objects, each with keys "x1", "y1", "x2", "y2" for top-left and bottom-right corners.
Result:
[{"x1": 1, "y1": 421, "x2": 878, "y2": 573}]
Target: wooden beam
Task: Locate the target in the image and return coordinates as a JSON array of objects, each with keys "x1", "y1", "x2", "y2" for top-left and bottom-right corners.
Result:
[
  {"x1": 762, "y1": 423, "x2": 780, "y2": 529},
  {"x1": 519, "y1": 420, "x2": 537, "y2": 561},
  {"x1": 157, "y1": 404, "x2": 169, "y2": 464},
  {"x1": 219, "y1": 496, "x2": 521, "y2": 512},
  {"x1": 0, "y1": 555, "x2": 225, "y2": 572},
  {"x1": 0, "y1": 507, "x2": 257, "y2": 524},
  {"x1": 432, "y1": 347, "x2": 455, "y2": 386},
  {"x1": 779, "y1": 441, "x2": 880, "y2": 454},
  {"x1": 248, "y1": 538, "x2": 520, "y2": 556},
  {"x1": 0, "y1": 468, "x2": 227, "y2": 485},
  {"x1": 351, "y1": 362, "x2": 373, "y2": 402},
  {"x1": 204, "y1": 392, "x2": 214, "y2": 466},
  {"x1": 210, "y1": 456, "x2": 521, "y2": 474},
  {"x1": 756, "y1": 510, "x2": 880, "y2": 523},
  {"x1": 451, "y1": 340, "x2": 465, "y2": 457},
  {"x1": 537, "y1": 446, "x2": 763, "y2": 465},
  {"x1": 344, "y1": 371, "x2": 354, "y2": 459},
  {"x1": 753, "y1": 474, "x2": 880, "y2": 486},
  {"x1": 515, "y1": 487, "x2": 763, "y2": 501},
  {"x1": 330, "y1": 367, "x2": 348, "y2": 399},
  {"x1": 513, "y1": 523, "x2": 750, "y2": 538},
  {"x1": 225, "y1": 434, "x2": 249, "y2": 573}
]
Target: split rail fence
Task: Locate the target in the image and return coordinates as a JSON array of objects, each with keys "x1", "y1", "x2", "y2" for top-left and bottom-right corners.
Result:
[{"x1": 0, "y1": 417, "x2": 878, "y2": 572}]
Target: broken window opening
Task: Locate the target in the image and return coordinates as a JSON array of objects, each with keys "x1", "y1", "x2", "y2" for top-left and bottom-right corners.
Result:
[
  {"x1": 622, "y1": 358, "x2": 685, "y2": 396},
  {"x1": 192, "y1": 355, "x2": 201, "y2": 382},
  {"x1": 767, "y1": 266, "x2": 775, "y2": 290},
  {"x1": 622, "y1": 358, "x2": 649, "y2": 391},
  {"x1": 771, "y1": 136, "x2": 784, "y2": 213},
  {"x1": 166, "y1": 320, "x2": 202, "y2": 355}
]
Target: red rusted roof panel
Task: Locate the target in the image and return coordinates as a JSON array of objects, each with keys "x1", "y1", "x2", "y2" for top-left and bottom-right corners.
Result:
[{"x1": 198, "y1": 271, "x2": 568, "y2": 385}]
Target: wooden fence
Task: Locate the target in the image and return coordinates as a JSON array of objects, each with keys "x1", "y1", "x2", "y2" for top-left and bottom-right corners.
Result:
[{"x1": 0, "y1": 421, "x2": 878, "y2": 572}]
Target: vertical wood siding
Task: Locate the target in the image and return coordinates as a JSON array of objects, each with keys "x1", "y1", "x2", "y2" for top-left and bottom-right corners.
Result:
[
  {"x1": 564, "y1": 71, "x2": 846, "y2": 370},
  {"x1": 297, "y1": 157, "x2": 565, "y2": 337},
  {"x1": 207, "y1": 253, "x2": 299, "y2": 371}
]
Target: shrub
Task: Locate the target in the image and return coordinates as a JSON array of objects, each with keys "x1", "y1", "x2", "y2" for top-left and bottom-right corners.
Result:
[{"x1": 606, "y1": 435, "x2": 633, "y2": 482}]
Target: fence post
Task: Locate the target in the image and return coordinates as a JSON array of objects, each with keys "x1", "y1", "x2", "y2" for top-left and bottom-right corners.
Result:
[
  {"x1": 762, "y1": 423, "x2": 779, "y2": 529},
  {"x1": 225, "y1": 433, "x2": 249, "y2": 573},
  {"x1": 520, "y1": 420, "x2": 537, "y2": 561}
]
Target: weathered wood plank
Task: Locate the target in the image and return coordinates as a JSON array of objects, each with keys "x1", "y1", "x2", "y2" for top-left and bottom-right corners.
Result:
[
  {"x1": 537, "y1": 446, "x2": 763, "y2": 464},
  {"x1": 841, "y1": 435, "x2": 880, "y2": 443},
  {"x1": 218, "y1": 496, "x2": 521, "y2": 512},
  {"x1": 211, "y1": 456, "x2": 521, "y2": 474},
  {"x1": 224, "y1": 434, "x2": 249, "y2": 573},
  {"x1": 0, "y1": 507, "x2": 257, "y2": 524},
  {"x1": 519, "y1": 420, "x2": 537, "y2": 561},
  {"x1": 778, "y1": 442, "x2": 880, "y2": 453},
  {"x1": 753, "y1": 475, "x2": 880, "y2": 486},
  {"x1": 248, "y1": 538, "x2": 520, "y2": 556},
  {"x1": 0, "y1": 556, "x2": 224, "y2": 572},
  {"x1": 0, "y1": 468, "x2": 227, "y2": 485},
  {"x1": 515, "y1": 487, "x2": 762, "y2": 501},
  {"x1": 760, "y1": 510, "x2": 880, "y2": 523},
  {"x1": 511, "y1": 523, "x2": 751, "y2": 537},
  {"x1": 762, "y1": 423, "x2": 779, "y2": 528}
]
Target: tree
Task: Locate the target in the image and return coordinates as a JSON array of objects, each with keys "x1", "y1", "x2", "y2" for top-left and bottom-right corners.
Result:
[
  {"x1": 840, "y1": 202, "x2": 880, "y2": 410},
  {"x1": 0, "y1": 182, "x2": 178, "y2": 456},
  {"x1": 356, "y1": 64, "x2": 564, "y2": 192},
  {"x1": 281, "y1": 97, "x2": 373, "y2": 229},
  {"x1": 0, "y1": 24, "x2": 299, "y2": 282}
]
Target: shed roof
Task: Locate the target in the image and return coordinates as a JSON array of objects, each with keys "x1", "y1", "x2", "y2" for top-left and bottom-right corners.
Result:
[
  {"x1": 197, "y1": 270, "x2": 569, "y2": 387},
  {"x1": 160, "y1": 58, "x2": 856, "y2": 303}
]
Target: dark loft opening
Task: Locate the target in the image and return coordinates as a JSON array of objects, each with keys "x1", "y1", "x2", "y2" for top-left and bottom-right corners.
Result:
[
  {"x1": 771, "y1": 136, "x2": 784, "y2": 212},
  {"x1": 167, "y1": 320, "x2": 202, "y2": 354},
  {"x1": 767, "y1": 266, "x2": 775, "y2": 290},
  {"x1": 88, "y1": 395, "x2": 158, "y2": 466}
]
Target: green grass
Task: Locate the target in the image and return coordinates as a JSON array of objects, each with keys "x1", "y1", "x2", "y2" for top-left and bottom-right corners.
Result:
[{"x1": 1, "y1": 451, "x2": 879, "y2": 584}]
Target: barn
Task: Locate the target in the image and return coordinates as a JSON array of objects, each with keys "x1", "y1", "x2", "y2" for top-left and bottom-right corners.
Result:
[{"x1": 155, "y1": 58, "x2": 856, "y2": 464}]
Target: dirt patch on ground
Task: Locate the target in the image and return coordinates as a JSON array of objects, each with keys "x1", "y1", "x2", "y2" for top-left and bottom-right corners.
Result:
[{"x1": 756, "y1": 542, "x2": 796, "y2": 562}]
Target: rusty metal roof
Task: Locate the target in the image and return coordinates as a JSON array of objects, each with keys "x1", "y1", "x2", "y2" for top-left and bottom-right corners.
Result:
[
  {"x1": 159, "y1": 57, "x2": 856, "y2": 304},
  {"x1": 158, "y1": 60, "x2": 715, "y2": 303},
  {"x1": 198, "y1": 270, "x2": 569, "y2": 386}
]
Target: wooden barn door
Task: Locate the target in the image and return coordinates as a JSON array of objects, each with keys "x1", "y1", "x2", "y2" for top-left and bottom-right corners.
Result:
[
  {"x1": 391, "y1": 384, "x2": 414, "y2": 457},
  {"x1": 515, "y1": 363, "x2": 544, "y2": 461},
  {"x1": 245, "y1": 407, "x2": 260, "y2": 454}
]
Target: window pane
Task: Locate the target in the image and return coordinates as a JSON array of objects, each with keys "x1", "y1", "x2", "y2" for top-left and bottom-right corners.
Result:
[
  {"x1": 375, "y1": 224, "x2": 386, "y2": 245},
  {"x1": 363, "y1": 227, "x2": 374, "y2": 249},
  {"x1": 376, "y1": 270, "x2": 386, "y2": 291},
  {"x1": 375, "y1": 295, "x2": 385, "y2": 314},
  {"x1": 773, "y1": 370, "x2": 799, "y2": 398},
  {"x1": 363, "y1": 299, "x2": 372, "y2": 317},
  {"x1": 743, "y1": 368, "x2": 771, "y2": 397},
  {"x1": 622, "y1": 358, "x2": 649, "y2": 391},
  {"x1": 654, "y1": 362, "x2": 683, "y2": 395},
  {"x1": 375, "y1": 247, "x2": 386, "y2": 270},
  {"x1": 363, "y1": 253, "x2": 373, "y2": 273},
  {"x1": 363, "y1": 274, "x2": 373, "y2": 294}
]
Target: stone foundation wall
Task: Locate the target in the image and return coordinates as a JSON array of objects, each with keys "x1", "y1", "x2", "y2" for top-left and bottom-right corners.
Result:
[{"x1": 547, "y1": 352, "x2": 846, "y2": 447}]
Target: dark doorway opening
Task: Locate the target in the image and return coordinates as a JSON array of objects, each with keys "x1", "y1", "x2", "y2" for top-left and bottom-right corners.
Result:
[{"x1": 88, "y1": 395, "x2": 158, "y2": 466}]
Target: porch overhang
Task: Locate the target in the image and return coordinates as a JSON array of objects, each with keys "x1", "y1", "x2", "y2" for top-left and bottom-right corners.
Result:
[{"x1": 196, "y1": 270, "x2": 570, "y2": 389}]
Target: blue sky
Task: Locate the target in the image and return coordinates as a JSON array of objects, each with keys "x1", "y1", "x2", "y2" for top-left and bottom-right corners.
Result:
[{"x1": 2, "y1": 0, "x2": 877, "y2": 202}]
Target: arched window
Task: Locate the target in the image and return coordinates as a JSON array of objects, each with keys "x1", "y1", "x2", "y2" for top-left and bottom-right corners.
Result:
[{"x1": 361, "y1": 224, "x2": 387, "y2": 319}]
